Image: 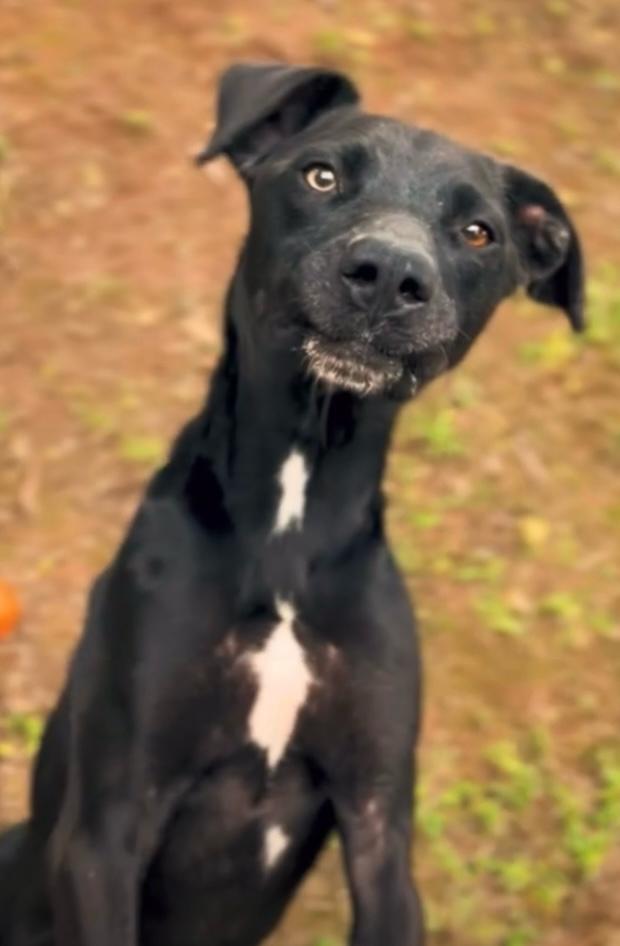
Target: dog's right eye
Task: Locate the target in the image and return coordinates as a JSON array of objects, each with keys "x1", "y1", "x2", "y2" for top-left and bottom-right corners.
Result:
[{"x1": 303, "y1": 164, "x2": 338, "y2": 193}]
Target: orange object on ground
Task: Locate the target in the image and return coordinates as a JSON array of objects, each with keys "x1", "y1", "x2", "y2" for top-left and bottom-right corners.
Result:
[{"x1": 0, "y1": 580, "x2": 22, "y2": 638}]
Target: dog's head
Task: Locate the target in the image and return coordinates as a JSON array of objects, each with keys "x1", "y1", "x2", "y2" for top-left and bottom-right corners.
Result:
[{"x1": 197, "y1": 63, "x2": 584, "y2": 398}]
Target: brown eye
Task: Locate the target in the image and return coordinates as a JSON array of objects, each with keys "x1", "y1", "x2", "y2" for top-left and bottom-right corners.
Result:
[
  {"x1": 304, "y1": 164, "x2": 337, "y2": 193},
  {"x1": 462, "y1": 221, "x2": 493, "y2": 248}
]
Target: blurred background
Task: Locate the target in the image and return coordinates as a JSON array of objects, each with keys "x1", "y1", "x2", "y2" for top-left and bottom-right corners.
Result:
[{"x1": 1, "y1": 1, "x2": 619, "y2": 944}]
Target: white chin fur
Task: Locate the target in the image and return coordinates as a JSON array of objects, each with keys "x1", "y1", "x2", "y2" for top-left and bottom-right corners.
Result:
[{"x1": 303, "y1": 337, "x2": 402, "y2": 397}]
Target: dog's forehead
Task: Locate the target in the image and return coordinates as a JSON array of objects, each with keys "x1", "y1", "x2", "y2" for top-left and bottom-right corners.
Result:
[{"x1": 297, "y1": 110, "x2": 500, "y2": 198}]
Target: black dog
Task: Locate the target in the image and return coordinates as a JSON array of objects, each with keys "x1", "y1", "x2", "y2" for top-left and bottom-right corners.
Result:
[{"x1": 0, "y1": 63, "x2": 583, "y2": 946}]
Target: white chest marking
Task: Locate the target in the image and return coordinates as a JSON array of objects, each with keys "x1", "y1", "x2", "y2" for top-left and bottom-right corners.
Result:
[
  {"x1": 272, "y1": 450, "x2": 308, "y2": 534},
  {"x1": 247, "y1": 599, "x2": 312, "y2": 769},
  {"x1": 264, "y1": 824, "x2": 288, "y2": 869}
]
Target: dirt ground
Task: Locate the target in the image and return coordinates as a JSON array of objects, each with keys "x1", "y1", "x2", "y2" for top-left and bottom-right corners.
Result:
[{"x1": 1, "y1": 1, "x2": 619, "y2": 944}]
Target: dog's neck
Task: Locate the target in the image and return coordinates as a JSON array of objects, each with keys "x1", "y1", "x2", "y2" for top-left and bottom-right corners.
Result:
[{"x1": 185, "y1": 274, "x2": 401, "y2": 603}]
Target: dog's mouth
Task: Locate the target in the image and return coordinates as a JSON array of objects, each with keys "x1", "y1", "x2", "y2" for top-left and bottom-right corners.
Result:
[{"x1": 302, "y1": 333, "x2": 415, "y2": 398}]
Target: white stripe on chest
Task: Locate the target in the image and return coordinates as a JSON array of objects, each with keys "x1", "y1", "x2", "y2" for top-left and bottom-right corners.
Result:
[
  {"x1": 264, "y1": 824, "x2": 288, "y2": 869},
  {"x1": 247, "y1": 599, "x2": 312, "y2": 769},
  {"x1": 272, "y1": 450, "x2": 308, "y2": 534}
]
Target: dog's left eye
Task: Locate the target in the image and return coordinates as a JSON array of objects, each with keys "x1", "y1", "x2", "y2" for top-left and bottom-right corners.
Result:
[
  {"x1": 303, "y1": 164, "x2": 338, "y2": 193},
  {"x1": 462, "y1": 221, "x2": 494, "y2": 248}
]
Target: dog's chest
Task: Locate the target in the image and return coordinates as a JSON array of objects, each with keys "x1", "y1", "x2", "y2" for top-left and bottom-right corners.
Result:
[
  {"x1": 244, "y1": 598, "x2": 313, "y2": 768},
  {"x1": 199, "y1": 446, "x2": 340, "y2": 768},
  {"x1": 237, "y1": 446, "x2": 320, "y2": 768},
  {"x1": 220, "y1": 596, "x2": 335, "y2": 772},
  {"x1": 148, "y1": 602, "x2": 335, "y2": 914}
]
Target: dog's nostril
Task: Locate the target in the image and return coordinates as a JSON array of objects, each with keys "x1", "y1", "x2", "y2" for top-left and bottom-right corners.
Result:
[
  {"x1": 346, "y1": 262, "x2": 378, "y2": 285},
  {"x1": 399, "y1": 276, "x2": 428, "y2": 304}
]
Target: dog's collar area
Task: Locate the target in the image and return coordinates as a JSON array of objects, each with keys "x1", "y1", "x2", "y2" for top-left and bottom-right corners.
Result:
[
  {"x1": 187, "y1": 325, "x2": 399, "y2": 603},
  {"x1": 271, "y1": 450, "x2": 309, "y2": 535}
]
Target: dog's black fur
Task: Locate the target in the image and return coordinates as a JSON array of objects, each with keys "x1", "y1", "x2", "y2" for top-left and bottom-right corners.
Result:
[{"x1": 0, "y1": 63, "x2": 584, "y2": 946}]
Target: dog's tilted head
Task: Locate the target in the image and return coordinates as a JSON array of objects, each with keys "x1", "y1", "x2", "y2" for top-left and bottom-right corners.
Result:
[{"x1": 197, "y1": 62, "x2": 584, "y2": 398}]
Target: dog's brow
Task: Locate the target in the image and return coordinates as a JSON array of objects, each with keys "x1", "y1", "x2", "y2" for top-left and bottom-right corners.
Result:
[{"x1": 436, "y1": 180, "x2": 492, "y2": 216}]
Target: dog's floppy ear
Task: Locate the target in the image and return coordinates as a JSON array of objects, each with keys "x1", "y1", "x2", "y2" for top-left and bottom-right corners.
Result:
[
  {"x1": 503, "y1": 165, "x2": 585, "y2": 332},
  {"x1": 195, "y1": 62, "x2": 359, "y2": 176}
]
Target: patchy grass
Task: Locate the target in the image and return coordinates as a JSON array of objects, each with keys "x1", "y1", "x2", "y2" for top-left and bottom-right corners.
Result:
[
  {"x1": 417, "y1": 738, "x2": 620, "y2": 943},
  {"x1": 475, "y1": 592, "x2": 527, "y2": 637},
  {"x1": 404, "y1": 16, "x2": 438, "y2": 42},
  {"x1": 0, "y1": 712, "x2": 44, "y2": 760},
  {"x1": 539, "y1": 590, "x2": 583, "y2": 623},
  {"x1": 118, "y1": 433, "x2": 166, "y2": 465},
  {"x1": 519, "y1": 328, "x2": 579, "y2": 370},
  {"x1": 471, "y1": 12, "x2": 497, "y2": 37},
  {"x1": 72, "y1": 401, "x2": 117, "y2": 436},
  {"x1": 116, "y1": 109, "x2": 157, "y2": 137},
  {"x1": 311, "y1": 28, "x2": 349, "y2": 63},
  {"x1": 517, "y1": 515, "x2": 551, "y2": 554},
  {"x1": 585, "y1": 266, "x2": 620, "y2": 359},
  {"x1": 217, "y1": 12, "x2": 250, "y2": 47},
  {"x1": 453, "y1": 551, "x2": 506, "y2": 584},
  {"x1": 542, "y1": 55, "x2": 568, "y2": 77},
  {"x1": 75, "y1": 272, "x2": 131, "y2": 310},
  {"x1": 0, "y1": 408, "x2": 10, "y2": 436},
  {"x1": 409, "y1": 407, "x2": 465, "y2": 458},
  {"x1": 489, "y1": 137, "x2": 526, "y2": 158},
  {"x1": 545, "y1": 0, "x2": 571, "y2": 17},
  {"x1": 0, "y1": 134, "x2": 10, "y2": 165},
  {"x1": 593, "y1": 148, "x2": 620, "y2": 178},
  {"x1": 591, "y1": 68, "x2": 620, "y2": 92}
]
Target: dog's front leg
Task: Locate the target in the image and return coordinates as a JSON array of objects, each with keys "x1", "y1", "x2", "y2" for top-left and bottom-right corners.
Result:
[
  {"x1": 336, "y1": 798, "x2": 424, "y2": 946},
  {"x1": 47, "y1": 718, "x2": 171, "y2": 946},
  {"x1": 50, "y1": 807, "x2": 141, "y2": 946}
]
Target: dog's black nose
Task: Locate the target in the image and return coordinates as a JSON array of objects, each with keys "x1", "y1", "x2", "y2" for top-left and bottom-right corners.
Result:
[{"x1": 340, "y1": 237, "x2": 437, "y2": 315}]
